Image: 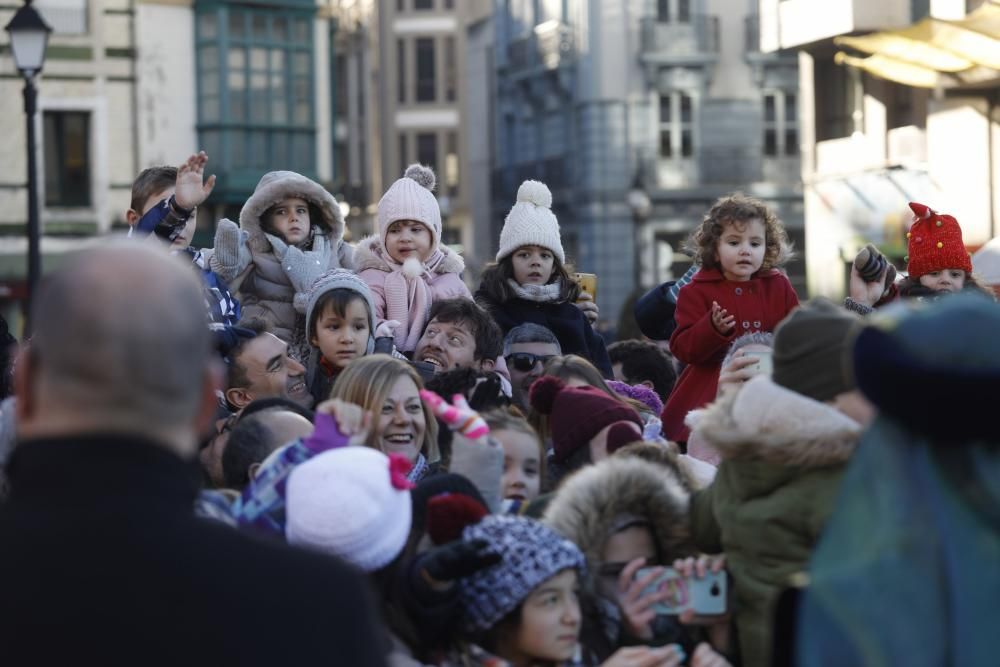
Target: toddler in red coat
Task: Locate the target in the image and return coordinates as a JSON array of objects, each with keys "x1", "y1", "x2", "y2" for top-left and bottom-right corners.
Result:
[{"x1": 662, "y1": 194, "x2": 799, "y2": 443}]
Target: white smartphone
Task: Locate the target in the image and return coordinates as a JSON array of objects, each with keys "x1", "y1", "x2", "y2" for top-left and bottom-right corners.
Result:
[
  {"x1": 637, "y1": 566, "x2": 728, "y2": 616},
  {"x1": 743, "y1": 349, "x2": 773, "y2": 376}
]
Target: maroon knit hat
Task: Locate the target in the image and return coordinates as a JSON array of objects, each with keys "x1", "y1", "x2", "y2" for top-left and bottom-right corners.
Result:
[{"x1": 529, "y1": 376, "x2": 643, "y2": 463}]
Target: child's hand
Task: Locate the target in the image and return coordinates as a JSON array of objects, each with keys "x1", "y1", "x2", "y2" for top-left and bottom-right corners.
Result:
[
  {"x1": 716, "y1": 350, "x2": 760, "y2": 395},
  {"x1": 710, "y1": 301, "x2": 736, "y2": 335},
  {"x1": 690, "y1": 643, "x2": 732, "y2": 667},
  {"x1": 849, "y1": 264, "x2": 887, "y2": 307},
  {"x1": 419, "y1": 390, "x2": 490, "y2": 441},
  {"x1": 600, "y1": 645, "x2": 686, "y2": 667},
  {"x1": 375, "y1": 320, "x2": 401, "y2": 339},
  {"x1": 314, "y1": 398, "x2": 371, "y2": 447},
  {"x1": 673, "y1": 555, "x2": 730, "y2": 628},
  {"x1": 174, "y1": 151, "x2": 216, "y2": 210},
  {"x1": 269, "y1": 233, "x2": 332, "y2": 294},
  {"x1": 616, "y1": 558, "x2": 676, "y2": 642},
  {"x1": 575, "y1": 291, "x2": 600, "y2": 325}
]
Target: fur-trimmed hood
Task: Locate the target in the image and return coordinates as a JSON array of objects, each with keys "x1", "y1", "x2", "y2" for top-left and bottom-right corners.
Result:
[
  {"x1": 693, "y1": 374, "x2": 861, "y2": 468},
  {"x1": 354, "y1": 235, "x2": 465, "y2": 276},
  {"x1": 239, "y1": 171, "x2": 345, "y2": 241},
  {"x1": 542, "y1": 457, "x2": 694, "y2": 585}
]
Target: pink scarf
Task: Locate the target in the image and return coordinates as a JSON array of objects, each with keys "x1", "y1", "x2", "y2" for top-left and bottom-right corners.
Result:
[{"x1": 382, "y1": 247, "x2": 446, "y2": 352}]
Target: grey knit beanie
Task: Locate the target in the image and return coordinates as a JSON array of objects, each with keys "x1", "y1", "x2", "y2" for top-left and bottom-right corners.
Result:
[
  {"x1": 304, "y1": 269, "x2": 377, "y2": 355},
  {"x1": 772, "y1": 298, "x2": 863, "y2": 402},
  {"x1": 458, "y1": 515, "x2": 585, "y2": 632}
]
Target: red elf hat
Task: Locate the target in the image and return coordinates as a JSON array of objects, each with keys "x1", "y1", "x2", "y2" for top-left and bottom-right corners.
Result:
[{"x1": 905, "y1": 202, "x2": 972, "y2": 278}]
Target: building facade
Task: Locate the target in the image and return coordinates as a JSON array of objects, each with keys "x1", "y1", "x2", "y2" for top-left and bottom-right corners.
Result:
[
  {"x1": 759, "y1": 0, "x2": 1000, "y2": 298},
  {"x1": 490, "y1": 0, "x2": 805, "y2": 324},
  {"x1": 0, "y1": 0, "x2": 343, "y2": 327}
]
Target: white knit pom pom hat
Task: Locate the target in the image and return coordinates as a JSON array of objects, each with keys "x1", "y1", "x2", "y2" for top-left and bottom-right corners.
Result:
[
  {"x1": 496, "y1": 180, "x2": 565, "y2": 264},
  {"x1": 285, "y1": 447, "x2": 413, "y2": 572},
  {"x1": 377, "y1": 164, "x2": 442, "y2": 250}
]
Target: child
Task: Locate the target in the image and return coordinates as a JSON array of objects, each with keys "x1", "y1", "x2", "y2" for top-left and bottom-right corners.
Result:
[
  {"x1": 846, "y1": 201, "x2": 993, "y2": 315},
  {"x1": 126, "y1": 152, "x2": 240, "y2": 328},
  {"x1": 452, "y1": 514, "x2": 685, "y2": 667},
  {"x1": 356, "y1": 164, "x2": 472, "y2": 353},
  {"x1": 303, "y1": 269, "x2": 377, "y2": 403},
  {"x1": 483, "y1": 408, "x2": 545, "y2": 510},
  {"x1": 210, "y1": 170, "x2": 354, "y2": 353},
  {"x1": 476, "y1": 180, "x2": 613, "y2": 377},
  {"x1": 661, "y1": 194, "x2": 798, "y2": 443}
]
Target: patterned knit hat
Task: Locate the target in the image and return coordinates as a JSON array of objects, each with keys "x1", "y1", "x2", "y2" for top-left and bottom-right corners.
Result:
[
  {"x1": 377, "y1": 164, "x2": 442, "y2": 249},
  {"x1": 304, "y1": 269, "x2": 377, "y2": 355},
  {"x1": 529, "y1": 376, "x2": 643, "y2": 463},
  {"x1": 905, "y1": 202, "x2": 972, "y2": 278},
  {"x1": 497, "y1": 181, "x2": 565, "y2": 263},
  {"x1": 458, "y1": 515, "x2": 585, "y2": 632},
  {"x1": 286, "y1": 447, "x2": 414, "y2": 572}
]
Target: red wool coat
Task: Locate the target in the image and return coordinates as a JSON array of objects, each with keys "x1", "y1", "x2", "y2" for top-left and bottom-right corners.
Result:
[{"x1": 662, "y1": 268, "x2": 799, "y2": 442}]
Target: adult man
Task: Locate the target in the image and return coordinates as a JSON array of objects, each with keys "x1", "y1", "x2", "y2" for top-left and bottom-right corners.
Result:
[
  {"x1": 223, "y1": 318, "x2": 313, "y2": 410},
  {"x1": 502, "y1": 323, "x2": 561, "y2": 411},
  {"x1": 412, "y1": 298, "x2": 503, "y2": 373},
  {"x1": 222, "y1": 404, "x2": 314, "y2": 490},
  {"x1": 1, "y1": 241, "x2": 386, "y2": 666}
]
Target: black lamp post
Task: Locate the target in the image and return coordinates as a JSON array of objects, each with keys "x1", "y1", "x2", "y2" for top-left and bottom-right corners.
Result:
[{"x1": 5, "y1": 0, "x2": 51, "y2": 335}]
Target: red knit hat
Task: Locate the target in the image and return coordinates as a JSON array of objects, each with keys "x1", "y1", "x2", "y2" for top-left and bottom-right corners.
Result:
[
  {"x1": 905, "y1": 202, "x2": 972, "y2": 278},
  {"x1": 529, "y1": 376, "x2": 643, "y2": 463}
]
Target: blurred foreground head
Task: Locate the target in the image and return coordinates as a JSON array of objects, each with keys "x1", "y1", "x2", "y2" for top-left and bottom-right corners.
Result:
[{"x1": 15, "y1": 238, "x2": 217, "y2": 456}]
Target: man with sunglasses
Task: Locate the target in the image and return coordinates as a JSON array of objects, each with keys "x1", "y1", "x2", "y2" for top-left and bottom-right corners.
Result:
[{"x1": 503, "y1": 323, "x2": 562, "y2": 411}]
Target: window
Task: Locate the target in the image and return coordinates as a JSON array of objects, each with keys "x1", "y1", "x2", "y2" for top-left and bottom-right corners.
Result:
[
  {"x1": 397, "y1": 39, "x2": 407, "y2": 104},
  {"x1": 444, "y1": 37, "x2": 456, "y2": 102},
  {"x1": 417, "y1": 132, "x2": 438, "y2": 173},
  {"x1": 43, "y1": 111, "x2": 91, "y2": 207},
  {"x1": 414, "y1": 0, "x2": 433, "y2": 9},
  {"x1": 196, "y1": 7, "x2": 317, "y2": 183},
  {"x1": 657, "y1": 0, "x2": 690, "y2": 22},
  {"x1": 815, "y1": 58, "x2": 858, "y2": 141},
  {"x1": 415, "y1": 38, "x2": 437, "y2": 102},
  {"x1": 763, "y1": 92, "x2": 799, "y2": 157},
  {"x1": 658, "y1": 93, "x2": 694, "y2": 159},
  {"x1": 36, "y1": 0, "x2": 87, "y2": 34}
]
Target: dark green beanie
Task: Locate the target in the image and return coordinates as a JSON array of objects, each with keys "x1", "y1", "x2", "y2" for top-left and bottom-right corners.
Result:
[{"x1": 772, "y1": 298, "x2": 863, "y2": 402}]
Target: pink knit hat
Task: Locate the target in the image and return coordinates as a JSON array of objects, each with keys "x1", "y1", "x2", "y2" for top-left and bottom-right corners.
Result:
[{"x1": 376, "y1": 164, "x2": 442, "y2": 249}]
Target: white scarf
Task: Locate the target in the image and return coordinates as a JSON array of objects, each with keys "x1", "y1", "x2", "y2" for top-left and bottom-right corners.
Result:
[{"x1": 507, "y1": 279, "x2": 564, "y2": 303}]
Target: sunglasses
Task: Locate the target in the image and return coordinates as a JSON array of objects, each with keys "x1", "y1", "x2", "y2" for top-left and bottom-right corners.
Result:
[{"x1": 505, "y1": 352, "x2": 557, "y2": 373}]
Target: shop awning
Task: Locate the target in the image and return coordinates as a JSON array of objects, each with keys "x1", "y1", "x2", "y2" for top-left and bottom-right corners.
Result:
[{"x1": 834, "y1": 1, "x2": 1000, "y2": 88}]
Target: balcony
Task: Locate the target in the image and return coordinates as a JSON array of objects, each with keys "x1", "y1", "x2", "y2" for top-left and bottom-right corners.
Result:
[
  {"x1": 639, "y1": 15, "x2": 719, "y2": 67},
  {"x1": 505, "y1": 21, "x2": 574, "y2": 79},
  {"x1": 770, "y1": 0, "x2": 912, "y2": 51}
]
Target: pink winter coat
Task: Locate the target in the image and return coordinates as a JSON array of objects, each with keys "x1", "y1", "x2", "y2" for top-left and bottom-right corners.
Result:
[
  {"x1": 355, "y1": 236, "x2": 473, "y2": 352},
  {"x1": 662, "y1": 267, "x2": 799, "y2": 442}
]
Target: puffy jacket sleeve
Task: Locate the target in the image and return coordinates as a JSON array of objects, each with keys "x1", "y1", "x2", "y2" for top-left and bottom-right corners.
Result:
[
  {"x1": 689, "y1": 483, "x2": 723, "y2": 554},
  {"x1": 669, "y1": 284, "x2": 733, "y2": 365},
  {"x1": 433, "y1": 273, "x2": 473, "y2": 301},
  {"x1": 358, "y1": 268, "x2": 389, "y2": 323},
  {"x1": 335, "y1": 239, "x2": 356, "y2": 271}
]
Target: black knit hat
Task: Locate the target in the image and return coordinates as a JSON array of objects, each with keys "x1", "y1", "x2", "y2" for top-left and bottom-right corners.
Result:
[{"x1": 772, "y1": 298, "x2": 863, "y2": 402}]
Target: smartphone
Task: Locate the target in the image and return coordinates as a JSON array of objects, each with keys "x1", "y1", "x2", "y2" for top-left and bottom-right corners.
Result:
[
  {"x1": 637, "y1": 566, "x2": 727, "y2": 616},
  {"x1": 574, "y1": 272, "x2": 597, "y2": 302},
  {"x1": 743, "y1": 349, "x2": 773, "y2": 376}
]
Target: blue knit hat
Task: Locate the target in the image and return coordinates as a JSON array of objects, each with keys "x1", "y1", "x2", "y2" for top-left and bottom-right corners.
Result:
[{"x1": 458, "y1": 515, "x2": 585, "y2": 632}]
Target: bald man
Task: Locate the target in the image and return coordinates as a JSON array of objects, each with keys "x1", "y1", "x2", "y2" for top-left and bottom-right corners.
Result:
[{"x1": 0, "y1": 240, "x2": 387, "y2": 666}]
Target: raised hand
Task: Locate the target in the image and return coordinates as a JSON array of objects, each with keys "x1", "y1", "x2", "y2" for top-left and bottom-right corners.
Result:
[
  {"x1": 419, "y1": 390, "x2": 490, "y2": 441},
  {"x1": 575, "y1": 291, "x2": 600, "y2": 325},
  {"x1": 174, "y1": 151, "x2": 216, "y2": 210},
  {"x1": 710, "y1": 301, "x2": 736, "y2": 335},
  {"x1": 314, "y1": 398, "x2": 372, "y2": 447}
]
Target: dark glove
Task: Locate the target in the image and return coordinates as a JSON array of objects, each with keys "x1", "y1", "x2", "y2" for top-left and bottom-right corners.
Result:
[
  {"x1": 422, "y1": 538, "x2": 501, "y2": 583},
  {"x1": 214, "y1": 325, "x2": 256, "y2": 361}
]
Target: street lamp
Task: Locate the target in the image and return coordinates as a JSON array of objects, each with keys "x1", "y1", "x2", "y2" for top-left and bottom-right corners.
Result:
[
  {"x1": 5, "y1": 0, "x2": 51, "y2": 335},
  {"x1": 627, "y1": 165, "x2": 652, "y2": 288}
]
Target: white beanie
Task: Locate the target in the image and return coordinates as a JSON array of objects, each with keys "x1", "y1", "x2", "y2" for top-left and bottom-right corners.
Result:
[
  {"x1": 497, "y1": 180, "x2": 565, "y2": 263},
  {"x1": 377, "y1": 164, "x2": 442, "y2": 249},
  {"x1": 286, "y1": 447, "x2": 413, "y2": 572}
]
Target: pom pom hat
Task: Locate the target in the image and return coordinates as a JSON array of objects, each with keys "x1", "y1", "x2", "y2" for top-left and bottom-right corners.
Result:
[
  {"x1": 377, "y1": 164, "x2": 442, "y2": 249},
  {"x1": 285, "y1": 447, "x2": 413, "y2": 572},
  {"x1": 529, "y1": 376, "x2": 643, "y2": 463},
  {"x1": 905, "y1": 202, "x2": 972, "y2": 278},
  {"x1": 458, "y1": 515, "x2": 585, "y2": 632},
  {"x1": 497, "y1": 180, "x2": 566, "y2": 263}
]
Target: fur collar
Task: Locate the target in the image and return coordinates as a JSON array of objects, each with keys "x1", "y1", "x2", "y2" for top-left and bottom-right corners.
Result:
[
  {"x1": 543, "y1": 457, "x2": 694, "y2": 589},
  {"x1": 354, "y1": 236, "x2": 465, "y2": 276},
  {"x1": 693, "y1": 375, "x2": 861, "y2": 468}
]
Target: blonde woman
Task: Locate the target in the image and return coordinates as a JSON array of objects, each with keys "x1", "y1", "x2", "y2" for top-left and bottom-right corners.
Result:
[{"x1": 332, "y1": 356, "x2": 440, "y2": 481}]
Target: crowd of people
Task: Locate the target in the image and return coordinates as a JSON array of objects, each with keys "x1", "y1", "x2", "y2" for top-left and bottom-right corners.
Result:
[{"x1": 0, "y1": 151, "x2": 997, "y2": 666}]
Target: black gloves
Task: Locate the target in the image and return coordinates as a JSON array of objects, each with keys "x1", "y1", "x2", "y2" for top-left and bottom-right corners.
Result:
[{"x1": 421, "y1": 538, "x2": 501, "y2": 583}]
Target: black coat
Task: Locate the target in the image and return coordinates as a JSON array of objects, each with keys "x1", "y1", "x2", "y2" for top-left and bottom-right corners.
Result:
[
  {"x1": 0, "y1": 435, "x2": 388, "y2": 667},
  {"x1": 476, "y1": 292, "x2": 613, "y2": 377}
]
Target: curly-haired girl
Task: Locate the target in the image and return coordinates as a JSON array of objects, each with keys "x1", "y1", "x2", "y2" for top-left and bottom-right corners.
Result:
[{"x1": 662, "y1": 194, "x2": 799, "y2": 443}]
